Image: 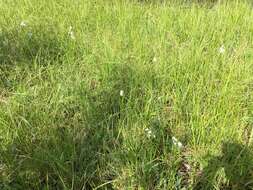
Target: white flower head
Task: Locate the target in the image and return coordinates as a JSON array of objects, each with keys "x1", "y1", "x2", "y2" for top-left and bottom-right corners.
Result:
[
  {"x1": 120, "y1": 90, "x2": 124, "y2": 97},
  {"x1": 177, "y1": 141, "x2": 183, "y2": 149},
  {"x1": 172, "y1": 136, "x2": 178, "y2": 144},
  {"x1": 157, "y1": 96, "x2": 163, "y2": 101},
  {"x1": 172, "y1": 136, "x2": 183, "y2": 149},
  {"x1": 145, "y1": 128, "x2": 156, "y2": 138},
  {"x1": 153, "y1": 56, "x2": 157, "y2": 63},
  {"x1": 219, "y1": 45, "x2": 225, "y2": 54},
  {"x1": 20, "y1": 21, "x2": 27, "y2": 27},
  {"x1": 70, "y1": 31, "x2": 75, "y2": 40},
  {"x1": 68, "y1": 26, "x2": 75, "y2": 40}
]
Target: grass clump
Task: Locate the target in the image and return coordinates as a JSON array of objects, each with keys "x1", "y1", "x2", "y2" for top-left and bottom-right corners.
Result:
[{"x1": 1, "y1": 0, "x2": 253, "y2": 189}]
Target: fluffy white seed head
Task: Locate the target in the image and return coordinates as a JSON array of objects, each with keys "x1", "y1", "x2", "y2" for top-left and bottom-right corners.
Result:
[
  {"x1": 120, "y1": 90, "x2": 124, "y2": 97},
  {"x1": 177, "y1": 141, "x2": 183, "y2": 149},
  {"x1": 172, "y1": 136, "x2": 183, "y2": 149},
  {"x1": 20, "y1": 21, "x2": 27, "y2": 27},
  {"x1": 145, "y1": 128, "x2": 155, "y2": 138},
  {"x1": 153, "y1": 57, "x2": 157, "y2": 63},
  {"x1": 219, "y1": 45, "x2": 225, "y2": 54},
  {"x1": 68, "y1": 26, "x2": 75, "y2": 40}
]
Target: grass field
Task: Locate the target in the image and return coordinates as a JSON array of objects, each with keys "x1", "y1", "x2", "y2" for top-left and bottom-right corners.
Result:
[{"x1": 1, "y1": 0, "x2": 253, "y2": 189}]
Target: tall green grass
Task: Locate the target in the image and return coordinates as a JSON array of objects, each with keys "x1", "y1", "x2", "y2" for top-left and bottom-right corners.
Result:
[{"x1": 1, "y1": 0, "x2": 253, "y2": 189}]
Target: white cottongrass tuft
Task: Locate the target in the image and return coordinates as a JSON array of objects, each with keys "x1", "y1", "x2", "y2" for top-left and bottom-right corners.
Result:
[
  {"x1": 219, "y1": 45, "x2": 225, "y2": 54},
  {"x1": 20, "y1": 21, "x2": 27, "y2": 27},
  {"x1": 172, "y1": 136, "x2": 183, "y2": 149},
  {"x1": 145, "y1": 128, "x2": 155, "y2": 138},
  {"x1": 68, "y1": 26, "x2": 75, "y2": 40},
  {"x1": 120, "y1": 90, "x2": 124, "y2": 97},
  {"x1": 153, "y1": 56, "x2": 157, "y2": 63},
  {"x1": 157, "y1": 96, "x2": 163, "y2": 101}
]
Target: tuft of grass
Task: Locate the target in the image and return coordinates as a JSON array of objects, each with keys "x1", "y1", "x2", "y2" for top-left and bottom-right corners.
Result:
[{"x1": 1, "y1": 0, "x2": 253, "y2": 189}]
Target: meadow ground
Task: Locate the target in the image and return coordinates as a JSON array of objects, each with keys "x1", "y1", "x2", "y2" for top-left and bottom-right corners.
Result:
[{"x1": 1, "y1": 0, "x2": 253, "y2": 189}]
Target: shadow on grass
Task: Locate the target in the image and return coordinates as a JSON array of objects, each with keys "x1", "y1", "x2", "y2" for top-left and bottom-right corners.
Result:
[
  {"x1": 0, "y1": 62, "x2": 150, "y2": 189},
  {"x1": 0, "y1": 24, "x2": 68, "y2": 66},
  {"x1": 0, "y1": 84, "x2": 123, "y2": 189},
  {"x1": 0, "y1": 23, "x2": 79, "y2": 93},
  {"x1": 194, "y1": 141, "x2": 253, "y2": 190},
  {"x1": 0, "y1": 61, "x2": 176, "y2": 189}
]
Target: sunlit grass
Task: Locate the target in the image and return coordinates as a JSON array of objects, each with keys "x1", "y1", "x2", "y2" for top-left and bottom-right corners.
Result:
[{"x1": 1, "y1": 0, "x2": 253, "y2": 189}]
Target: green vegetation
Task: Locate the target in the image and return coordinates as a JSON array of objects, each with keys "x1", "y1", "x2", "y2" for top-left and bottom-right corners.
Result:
[{"x1": 1, "y1": 0, "x2": 253, "y2": 189}]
